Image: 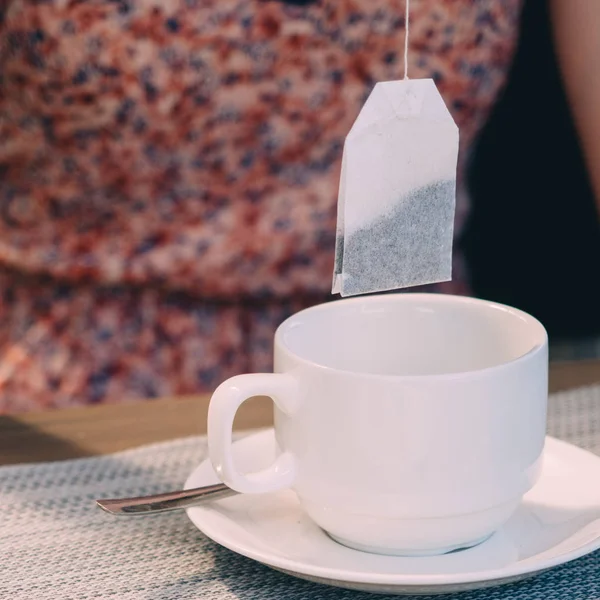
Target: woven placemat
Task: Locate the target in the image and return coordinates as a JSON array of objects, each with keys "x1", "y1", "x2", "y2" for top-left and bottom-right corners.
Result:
[{"x1": 1, "y1": 385, "x2": 600, "y2": 600}]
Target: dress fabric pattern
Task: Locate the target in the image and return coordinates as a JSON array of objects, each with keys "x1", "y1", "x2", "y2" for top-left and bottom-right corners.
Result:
[{"x1": 0, "y1": 0, "x2": 522, "y2": 411}]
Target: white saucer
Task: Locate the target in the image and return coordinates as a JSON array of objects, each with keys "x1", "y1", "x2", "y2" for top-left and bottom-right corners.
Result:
[{"x1": 185, "y1": 430, "x2": 600, "y2": 595}]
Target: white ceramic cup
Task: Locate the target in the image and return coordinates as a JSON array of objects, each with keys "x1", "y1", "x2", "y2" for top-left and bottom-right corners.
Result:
[{"x1": 208, "y1": 293, "x2": 548, "y2": 556}]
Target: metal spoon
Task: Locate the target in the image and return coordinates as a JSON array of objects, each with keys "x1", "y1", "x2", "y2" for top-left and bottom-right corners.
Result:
[{"x1": 96, "y1": 483, "x2": 237, "y2": 515}]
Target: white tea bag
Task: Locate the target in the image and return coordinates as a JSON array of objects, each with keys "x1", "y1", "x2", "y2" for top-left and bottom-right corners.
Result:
[{"x1": 332, "y1": 79, "x2": 459, "y2": 297}]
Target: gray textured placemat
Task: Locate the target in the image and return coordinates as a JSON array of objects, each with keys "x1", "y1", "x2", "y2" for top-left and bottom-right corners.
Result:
[{"x1": 1, "y1": 385, "x2": 600, "y2": 600}]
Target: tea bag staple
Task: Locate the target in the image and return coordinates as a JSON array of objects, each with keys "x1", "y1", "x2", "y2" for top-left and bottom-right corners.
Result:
[{"x1": 332, "y1": 78, "x2": 459, "y2": 297}]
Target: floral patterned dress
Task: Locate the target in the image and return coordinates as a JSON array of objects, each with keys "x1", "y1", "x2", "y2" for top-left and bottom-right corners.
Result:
[{"x1": 0, "y1": 0, "x2": 522, "y2": 412}]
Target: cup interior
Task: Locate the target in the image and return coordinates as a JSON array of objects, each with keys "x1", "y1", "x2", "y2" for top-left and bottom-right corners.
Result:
[{"x1": 278, "y1": 294, "x2": 547, "y2": 377}]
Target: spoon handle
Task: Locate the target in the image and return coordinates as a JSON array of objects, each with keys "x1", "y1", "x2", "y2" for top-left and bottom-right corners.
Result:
[{"x1": 96, "y1": 483, "x2": 236, "y2": 515}]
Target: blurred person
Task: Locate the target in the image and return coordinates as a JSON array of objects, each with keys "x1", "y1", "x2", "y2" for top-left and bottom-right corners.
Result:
[
  {"x1": 0, "y1": 0, "x2": 522, "y2": 412},
  {"x1": 463, "y1": 0, "x2": 600, "y2": 359}
]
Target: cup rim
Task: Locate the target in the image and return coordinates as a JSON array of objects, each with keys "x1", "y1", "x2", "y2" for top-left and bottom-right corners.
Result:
[{"x1": 274, "y1": 293, "x2": 548, "y2": 381}]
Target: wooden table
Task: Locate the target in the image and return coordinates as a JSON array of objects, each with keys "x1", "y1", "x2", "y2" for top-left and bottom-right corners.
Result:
[{"x1": 1, "y1": 360, "x2": 599, "y2": 466}]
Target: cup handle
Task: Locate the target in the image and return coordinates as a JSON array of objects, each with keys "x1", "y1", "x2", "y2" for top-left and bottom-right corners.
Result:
[{"x1": 207, "y1": 373, "x2": 299, "y2": 494}]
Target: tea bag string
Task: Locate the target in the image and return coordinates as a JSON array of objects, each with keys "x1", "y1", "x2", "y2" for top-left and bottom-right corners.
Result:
[{"x1": 403, "y1": 0, "x2": 410, "y2": 80}]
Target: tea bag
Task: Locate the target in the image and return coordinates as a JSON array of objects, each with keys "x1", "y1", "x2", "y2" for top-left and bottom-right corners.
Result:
[{"x1": 332, "y1": 78, "x2": 459, "y2": 297}]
